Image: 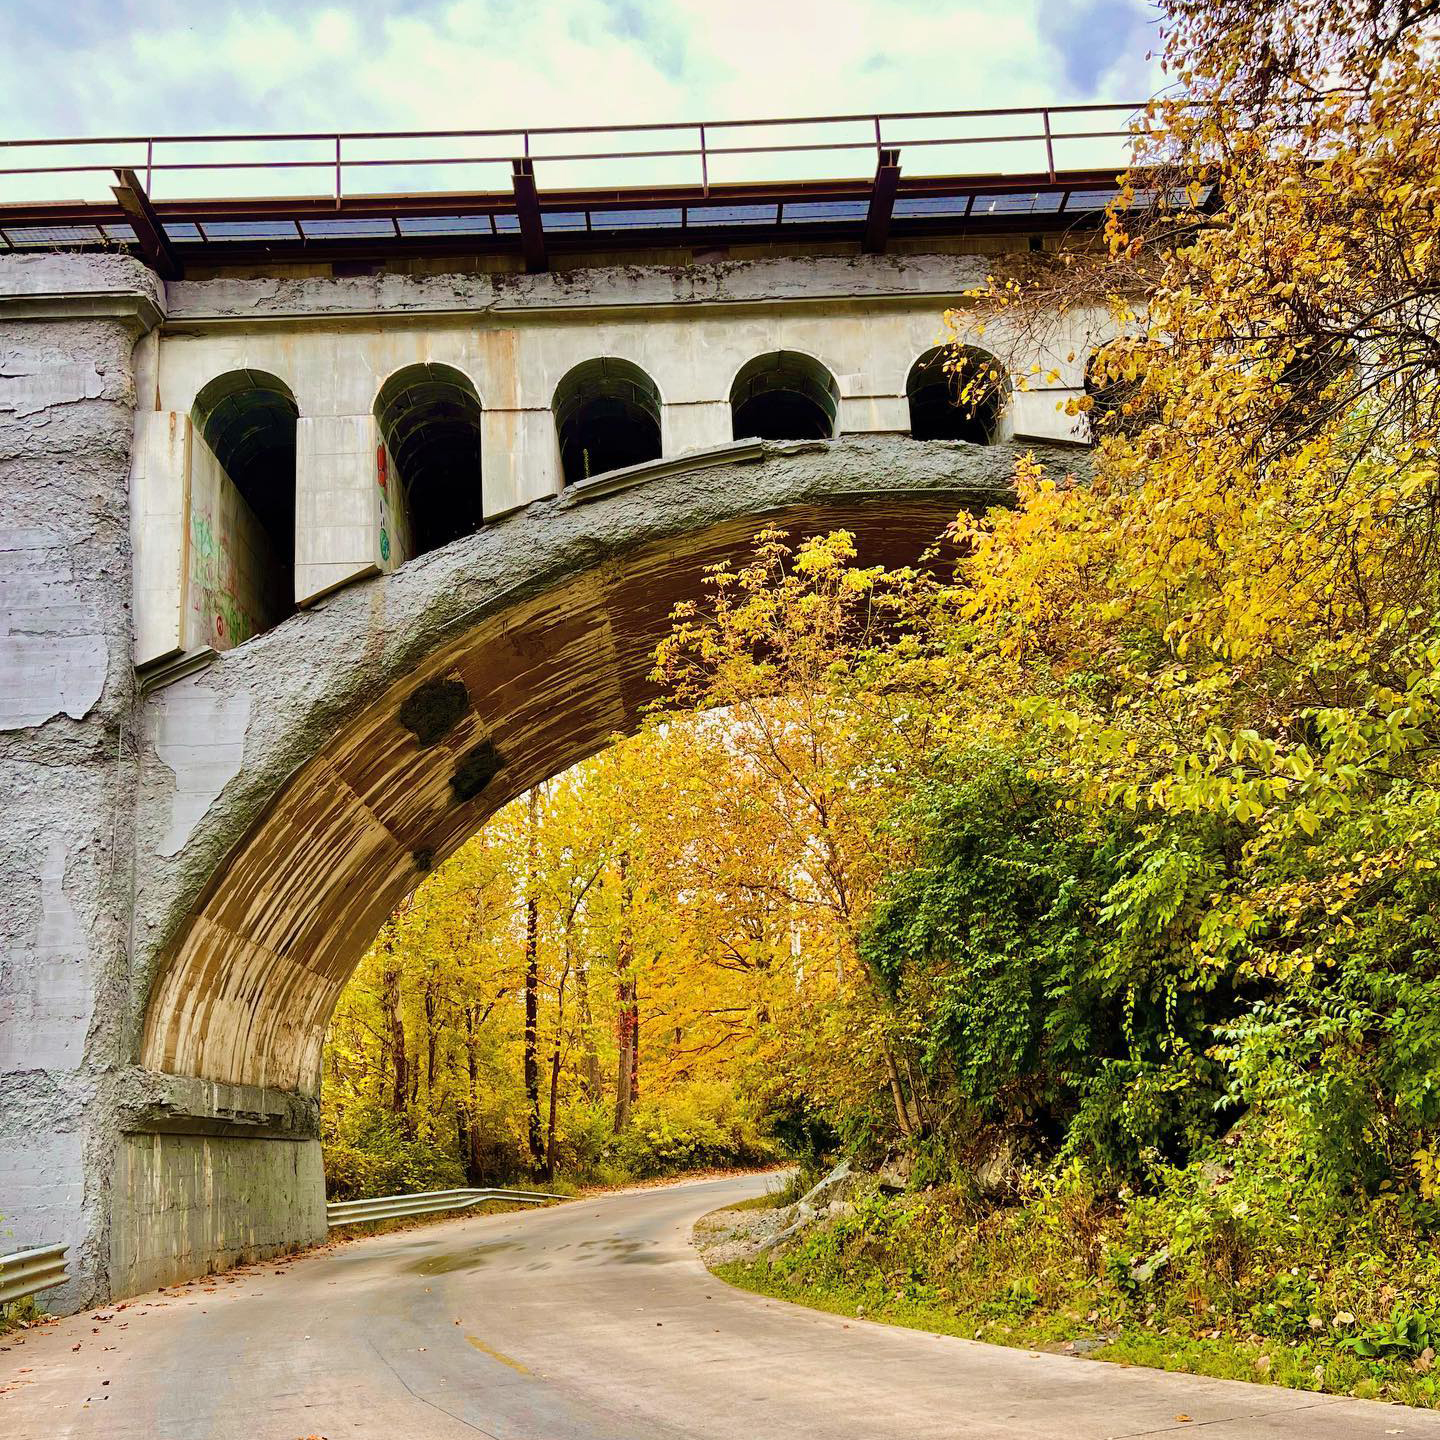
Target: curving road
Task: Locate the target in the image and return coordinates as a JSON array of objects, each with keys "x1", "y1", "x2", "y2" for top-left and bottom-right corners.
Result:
[{"x1": 2, "y1": 1171, "x2": 1437, "y2": 1439}]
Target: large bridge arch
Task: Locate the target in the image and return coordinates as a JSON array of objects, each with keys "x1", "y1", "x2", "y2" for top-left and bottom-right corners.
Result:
[{"x1": 135, "y1": 435, "x2": 1059, "y2": 1100}]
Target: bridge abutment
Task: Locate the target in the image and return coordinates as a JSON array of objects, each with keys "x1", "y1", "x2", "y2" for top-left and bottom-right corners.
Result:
[
  {"x1": 0, "y1": 254, "x2": 161, "y2": 1309},
  {"x1": 107, "y1": 1071, "x2": 325, "y2": 1296}
]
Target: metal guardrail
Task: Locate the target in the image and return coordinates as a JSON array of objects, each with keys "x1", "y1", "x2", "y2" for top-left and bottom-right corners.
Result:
[
  {"x1": 0, "y1": 1243, "x2": 69, "y2": 1305},
  {"x1": 326, "y1": 1187, "x2": 564, "y2": 1227},
  {"x1": 0, "y1": 1193, "x2": 556, "y2": 1306},
  {"x1": 0, "y1": 104, "x2": 1142, "y2": 205}
]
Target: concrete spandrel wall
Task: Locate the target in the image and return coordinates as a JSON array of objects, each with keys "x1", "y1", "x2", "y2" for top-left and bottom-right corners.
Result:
[
  {"x1": 129, "y1": 411, "x2": 189, "y2": 665},
  {"x1": 109, "y1": 1134, "x2": 327, "y2": 1295},
  {"x1": 377, "y1": 435, "x2": 416, "y2": 572},
  {"x1": 128, "y1": 258, "x2": 1114, "y2": 656},
  {"x1": 185, "y1": 432, "x2": 289, "y2": 652}
]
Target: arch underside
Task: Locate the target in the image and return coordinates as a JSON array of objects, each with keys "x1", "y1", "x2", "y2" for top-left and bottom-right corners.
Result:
[{"x1": 139, "y1": 438, "x2": 1070, "y2": 1099}]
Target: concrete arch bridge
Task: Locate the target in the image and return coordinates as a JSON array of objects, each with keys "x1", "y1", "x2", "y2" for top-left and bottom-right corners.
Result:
[{"x1": 1, "y1": 146, "x2": 1110, "y2": 1307}]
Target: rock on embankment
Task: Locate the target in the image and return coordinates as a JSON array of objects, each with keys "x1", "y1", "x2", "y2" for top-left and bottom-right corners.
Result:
[{"x1": 694, "y1": 1159, "x2": 905, "y2": 1267}]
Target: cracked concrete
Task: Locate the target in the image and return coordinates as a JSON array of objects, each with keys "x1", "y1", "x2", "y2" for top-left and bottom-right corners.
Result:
[
  {"x1": 167, "y1": 252, "x2": 995, "y2": 323},
  {"x1": 147, "y1": 683, "x2": 250, "y2": 857},
  {"x1": 0, "y1": 253, "x2": 163, "y2": 1312}
]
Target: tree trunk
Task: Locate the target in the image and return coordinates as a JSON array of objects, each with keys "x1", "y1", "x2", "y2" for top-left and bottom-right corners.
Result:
[
  {"x1": 463, "y1": 1004, "x2": 482, "y2": 1184},
  {"x1": 628, "y1": 985, "x2": 640, "y2": 1104},
  {"x1": 612, "y1": 853, "x2": 636, "y2": 1133},
  {"x1": 613, "y1": 975, "x2": 635, "y2": 1134},
  {"x1": 382, "y1": 962, "x2": 408, "y2": 1123},
  {"x1": 882, "y1": 1045, "x2": 914, "y2": 1139},
  {"x1": 576, "y1": 960, "x2": 601, "y2": 1099},
  {"x1": 523, "y1": 787, "x2": 544, "y2": 1169},
  {"x1": 544, "y1": 1045, "x2": 562, "y2": 1182},
  {"x1": 425, "y1": 984, "x2": 439, "y2": 1099}
]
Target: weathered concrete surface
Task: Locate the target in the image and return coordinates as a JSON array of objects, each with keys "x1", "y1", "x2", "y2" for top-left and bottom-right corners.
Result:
[
  {"x1": 1, "y1": 1173, "x2": 1432, "y2": 1440},
  {"x1": 109, "y1": 1133, "x2": 324, "y2": 1296},
  {"x1": 0, "y1": 254, "x2": 164, "y2": 1311},
  {"x1": 167, "y1": 252, "x2": 996, "y2": 321},
  {"x1": 132, "y1": 435, "x2": 1068, "y2": 1106}
]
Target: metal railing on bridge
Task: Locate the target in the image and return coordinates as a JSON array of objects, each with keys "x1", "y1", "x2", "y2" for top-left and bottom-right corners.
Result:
[
  {"x1": 0, "y1": 105, "x2": 1143, "y2": 207},
  {"x1": 0, "y1": 106, "x2": 1155, "y2": 274},
  {"x1": 327, "y1": 1186, "x2": 565, "y2": 1227},
  {"x1": 0, "y1": 1243, "x2": 69, "y2": 1306}
]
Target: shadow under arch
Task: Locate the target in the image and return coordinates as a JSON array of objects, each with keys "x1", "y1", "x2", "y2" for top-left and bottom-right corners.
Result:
[
  {"x1": 373, "y1": 362, "x2": 485, "y2": 557},
  {"x1": 136, "y1": 437, "x2": 1082, "y2": 1104},
  {"x1": 553, "y1": 356, "x2": 662, "y2": 484},
  {"x1": 906, "y1": 345, "x2": 1009, "y2": 443},
  {"x1": 190, "y1": 368, "x2": 299, "y2": 639},
  {"x1": 730, "y1": 350, "x2": 839, "y2": 441}
]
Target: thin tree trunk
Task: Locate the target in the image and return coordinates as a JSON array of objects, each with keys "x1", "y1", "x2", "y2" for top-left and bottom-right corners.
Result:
[
  {"x1": 612, "y1": 853, "x2": 636, "y2": 1133},
  {"x1": 900, "y1": 1052, "x2": 929, "y2": 1134},
  {"x1": 382, "y1": 961, "x2": 408, "y2": 1123},
  {"x1": 613, "y1": 975, "x2": 635, "y2": 1133},
  {"x1": 463, "y1": 1004, "x2": 482, "y2": 1184},
  {"x1": 425, "y1": 985, "x2": 438, "y2": 1098},
  {"x1": 544, "y1": 1046, "x2": 563, "y2": 1182},
  {"x1": 543, "y1": 954, "x2": 570, "y2": 1183},
  {"x1": 628, "y1": 984, "x2": 640, "y2": 1104},
  {"x1": 576, "y1": 960, "x2": 601, "y2": 1099},
  {"x1": 882, "y1": 1045, "x2": 914, "y2": 1139},
  {"x1": 524, "y1": 787, "x2": 544, "y2": 1169}
]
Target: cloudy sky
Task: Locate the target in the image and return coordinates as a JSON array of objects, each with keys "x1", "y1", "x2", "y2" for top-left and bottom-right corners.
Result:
[{"x1": 0, "y1": 0, "x2": 1159, "y2": 136}]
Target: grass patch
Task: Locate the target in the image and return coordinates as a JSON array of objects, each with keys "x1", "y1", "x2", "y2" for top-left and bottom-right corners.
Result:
[
  {"x1": 729, "y1": 1192, "x2": 787, "y2": 1212},
  {"x1": 704, "y1": 1155, "x2": 1440, "y2": 1412},
  {"x1": 0, "y1": 1296, "x2": 45, "y2": 1336}
]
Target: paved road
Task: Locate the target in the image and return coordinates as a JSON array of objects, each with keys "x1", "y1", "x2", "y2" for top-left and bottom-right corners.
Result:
[{"x1": 3, "y1": 1171, "x2": 1438, "y2": 1439}]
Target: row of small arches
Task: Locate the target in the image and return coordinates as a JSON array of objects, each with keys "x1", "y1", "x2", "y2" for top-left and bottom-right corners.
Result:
[
  {"x1": 192, "y1": 343, "x2": 1013, "y2": 567},
  {"x1": 557, "y1": 347, "x2": 1011, "y2": 478}
]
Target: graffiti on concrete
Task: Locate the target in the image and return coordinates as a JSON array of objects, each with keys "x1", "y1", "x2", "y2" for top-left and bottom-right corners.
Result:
[{"x1": 190, "y1": 508, "x2": 259, "y2": 648}]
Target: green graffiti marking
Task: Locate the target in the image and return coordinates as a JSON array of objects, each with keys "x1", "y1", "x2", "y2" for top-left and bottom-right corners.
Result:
[{"x1": 191, "y1": 514, "x2": 216, "y2": 560}]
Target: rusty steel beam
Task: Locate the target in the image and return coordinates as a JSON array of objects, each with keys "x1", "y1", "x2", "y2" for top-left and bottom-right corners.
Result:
[
  {"x1": 863, "y1": 148, "x2": 902, "y2": 255},
  {"x1": 0, "y1": 166, "x2": 1135, "y2": 272},
  {"x1": 110, "y1": 168, "x2": 183, "y2": 279},
  {"x1": 511, "y1": 158, "x2": 547, "y2": 273},
  {"x1": 0, "y1": 168, "x2": 1128, "y2": 228}
]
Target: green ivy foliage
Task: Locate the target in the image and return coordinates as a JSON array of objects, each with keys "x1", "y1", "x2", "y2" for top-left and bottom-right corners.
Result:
[{"x1": 862, "y1": 749, "x2": 1235, "y2": 1179}]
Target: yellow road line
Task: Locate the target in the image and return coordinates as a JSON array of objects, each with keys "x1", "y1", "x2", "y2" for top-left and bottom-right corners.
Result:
[{"x1": 466, "y1": 1334, "x2": 531, "y2": 1375}]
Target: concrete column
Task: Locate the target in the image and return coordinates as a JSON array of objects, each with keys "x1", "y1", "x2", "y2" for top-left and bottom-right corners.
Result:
[
  {"x1": 129, "y1": 411, "x2": 190, "y2": 667},
  {"x1": 0, "y1": 254, "x2": 164, "y2": 1311},
  {"x1": 662, "y1": 400, "x2": 732, "y2": 455},
  {"x1": 295, "y1": 415, "x2": 382, "y2": 605},
  {"x1": 482, "y1": 407, "x2": 560, "y2": 515}
]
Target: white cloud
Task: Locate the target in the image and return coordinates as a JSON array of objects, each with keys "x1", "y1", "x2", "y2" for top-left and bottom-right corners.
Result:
[{"x1": 0, "y1": 0, "x2": 1160, "y2": 203}]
